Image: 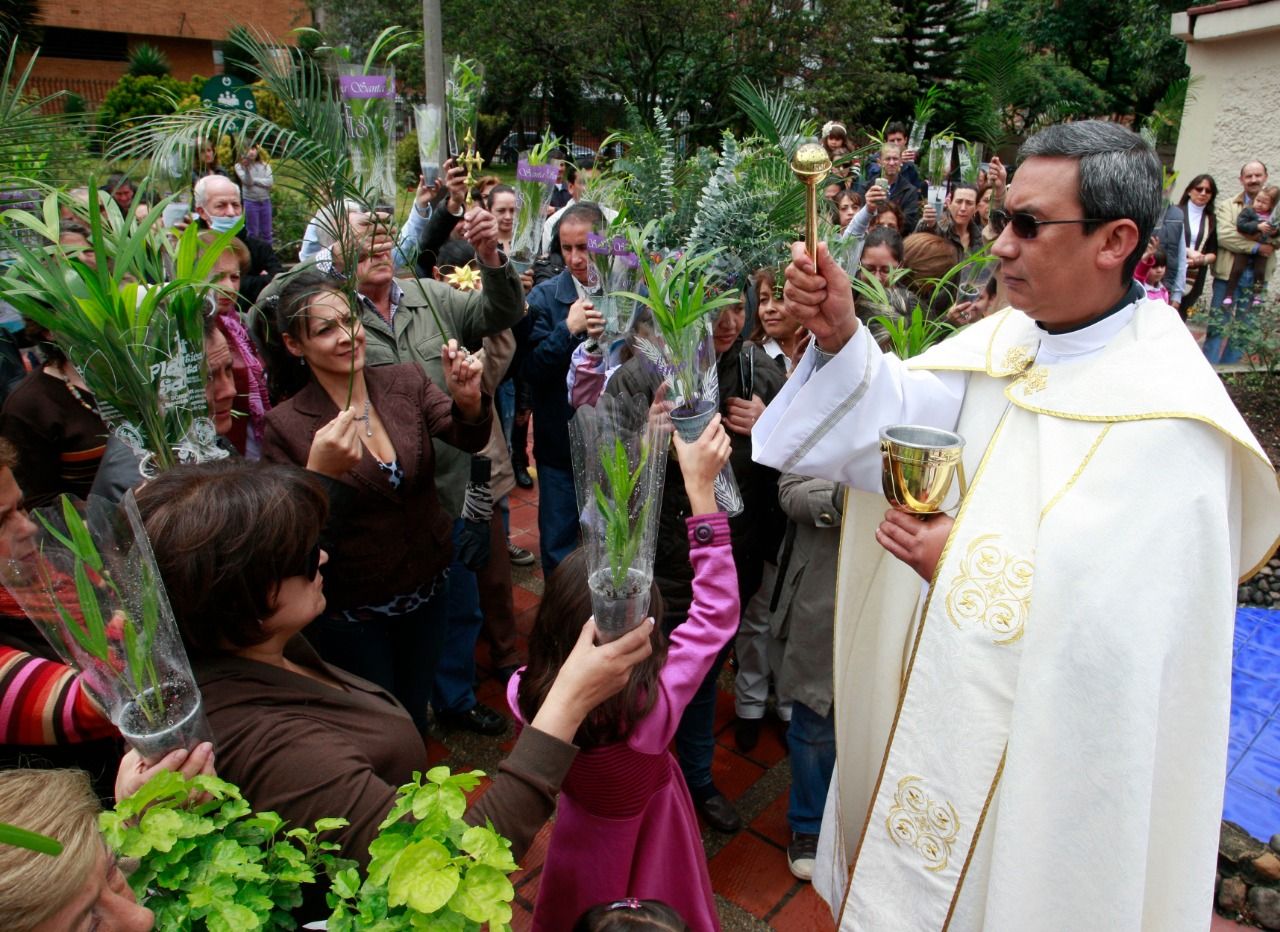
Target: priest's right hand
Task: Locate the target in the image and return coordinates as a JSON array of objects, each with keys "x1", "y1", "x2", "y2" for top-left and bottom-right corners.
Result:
[
  {"x1": 876, "y1": 508, "x2": 953, "y2": 582},
  {"x1": 784, "y1": 240, "x2": 858, "y2": 355}
]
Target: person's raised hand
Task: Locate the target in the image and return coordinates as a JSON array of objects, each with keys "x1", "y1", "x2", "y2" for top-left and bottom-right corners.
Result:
[
  {"x1": 724, "y1": 394, "x2": 764, "y2": 437},
  {"x1": 946, "y1": 300, "x2": 978, "y2": 326},
  {"x1": 443, "y1": 157, "x2": 467, "y2": 214},
  {"x1": 566, "y1": 297, "x2": 595, "y2": 335},
  {"x1": 902, "y1": 148, "x2": 918, "y2": 164},
  {"x1": 530, "y1": 618, "x2": 655, "y2": 742},
  {"x1": 463, "y1": 205, "x2": 500, "y2": 266},
  {"x1": 988, "y1": 156, "x2": 1008, "y2": 196},
  {"x1": 443, "y1": 338, "x2": 484, "y2": 418},
  {"x1": 921, "y1": 203, "x2": 938, "y2": 227},
  {"x1": 783, "y1": 240, "x2": 858, "y2": 354},
  {"x1": 306, "y1": 407, "x2": 362, "y2": 478},
  {"x1": 673, "y1": 412, "x2": 731, "y2": 514},
  {"x1": 864, "y1": 182, "x2": 888, "y2": 212},
  {"x1": 115, "y1": 741, "x2": 216, "y2": 803},
  {"x1": 584, "y1": 307, "x2": 606, "y2": 341},
  {"x1": 876, "y1": 509, "x2": 954, "y2": 582},
  {"x1": 519, "y1": 268, "x2": 535, "y2": 294}
]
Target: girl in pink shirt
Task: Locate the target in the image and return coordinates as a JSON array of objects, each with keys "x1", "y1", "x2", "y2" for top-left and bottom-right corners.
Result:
[{"x1": 510, "y1": 415, "x2": 738, "y2": 932}]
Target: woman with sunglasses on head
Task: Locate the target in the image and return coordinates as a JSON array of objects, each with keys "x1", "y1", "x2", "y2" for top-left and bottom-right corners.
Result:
[
  {"x1": 134, "y1": 458, "x2": 660, "y2": 917},
  {"x1": 1177, "y1": 174, "x2": 1218, "y2": 320},
  {"x1": 258, "y1": 269, "x2": 490, "y2": 738}
]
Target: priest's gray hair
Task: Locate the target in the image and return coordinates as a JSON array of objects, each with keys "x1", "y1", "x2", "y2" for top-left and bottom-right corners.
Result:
[{"x1": 1019, "y1": 120, "x2": 1162, "y2": 280}]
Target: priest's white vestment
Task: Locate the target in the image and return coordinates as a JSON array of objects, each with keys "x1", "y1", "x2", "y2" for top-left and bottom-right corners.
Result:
[{"x1": 753, "y1": 295, "x2": 1280, "y2": 931}]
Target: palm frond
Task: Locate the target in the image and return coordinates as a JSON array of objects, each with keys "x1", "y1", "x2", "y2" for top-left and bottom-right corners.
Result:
[
  {"x1": 730, "y1": 77, "x2": 816, "y2": 159},
  {"x1": 0, "y1": 39, "x2": 92, "y2": 186}
]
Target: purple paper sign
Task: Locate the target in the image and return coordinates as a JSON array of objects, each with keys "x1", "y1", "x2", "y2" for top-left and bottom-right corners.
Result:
[
  {"x1": 517, "y1": 159, "x2": 560, "y2": 184},
  {"x1": 587, "y1": 232, "x2": 611, "y2": 255},
  {"x1": 339, "y1": 74, "x2": 393, "y2": 99}
]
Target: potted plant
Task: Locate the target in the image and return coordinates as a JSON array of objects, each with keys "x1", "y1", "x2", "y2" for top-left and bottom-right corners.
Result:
[
  {"x1": 586, "y1": 220, "x2": 641, "y2": 347},
  {"x1": 100, "y1": 770, "x2": 345, "y2": 929},
  {"x1": 98, "y1": 766, "x2": 518, "y2": 931},
  {"x1": 509, "y1": 131, "x2": 561, "y2": 271},
  {"x1": 0, "y1": 189, "x2": 234, "y2": 476},
  {"x1": 569, "y1": 393, "x2": 669, "y2": 641},
  {"x1": 618, "y1": 239, "x2": 744, "y2": 515},
  {"x1": 445, "y1": 57, "x2": 484, "y2": 160},
  {"x1": 0, "y1": 493, "x2": 210, "y2": 762}
]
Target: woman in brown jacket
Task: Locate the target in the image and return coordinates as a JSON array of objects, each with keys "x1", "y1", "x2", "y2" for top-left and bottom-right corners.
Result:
[
  {"x1": 260, "y1": 269, "x2": 489, "y2": 733},
  {"x1": 134, "y1": 459, "x2": 656, "y2": 895}
]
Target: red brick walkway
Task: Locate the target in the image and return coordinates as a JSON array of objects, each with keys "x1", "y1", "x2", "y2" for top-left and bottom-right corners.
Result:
[{"x1": 427, "y1": 481, "x2": 835, "y2": 930}]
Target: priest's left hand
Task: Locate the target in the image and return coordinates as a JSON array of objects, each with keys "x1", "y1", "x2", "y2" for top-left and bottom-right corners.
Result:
[{"x1": 876, "y1": 509, "x2": 954, "y2": 582}]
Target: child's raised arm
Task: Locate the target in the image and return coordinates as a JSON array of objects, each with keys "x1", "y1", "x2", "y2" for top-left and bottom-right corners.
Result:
[{"x1": 673, "y1": 412, "x2": 732, "y2": 515}]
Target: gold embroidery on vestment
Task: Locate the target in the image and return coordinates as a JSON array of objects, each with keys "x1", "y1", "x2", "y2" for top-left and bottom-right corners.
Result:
[
  {"x1": 1000, "y1": 346, "x2": 1035, "y2": 375},
  {"x1": 945, "y1": 534, "x2": 1034, "y2": 645},
  {"x1": 1017, "y1": 364, "x2": 1048, "y2": 394},
  {"x1": 886, "y1": 775, "x2": 961, "y2": 872}
]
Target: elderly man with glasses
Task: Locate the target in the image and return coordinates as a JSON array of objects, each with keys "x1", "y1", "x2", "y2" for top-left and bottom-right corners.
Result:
[{"x1": 753, "y1": 120, "x2": 1280, "y2": 930}]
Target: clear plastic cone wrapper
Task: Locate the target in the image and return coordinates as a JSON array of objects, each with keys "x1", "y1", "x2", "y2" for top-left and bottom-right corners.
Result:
[
  {"x1": 570, "y1": 393, "x2": 670, "y2": 642},
  {"x1": 630, "y1": 311, "x2": 744, "y2": 516},
  {"x1": 0, "y1": 492, "x2": 210, "y2": 763}
]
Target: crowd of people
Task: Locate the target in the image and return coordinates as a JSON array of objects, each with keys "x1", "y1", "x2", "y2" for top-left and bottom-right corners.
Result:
[{"x1": 0, "y1": 111, "x2": 1277, "y2": 932}]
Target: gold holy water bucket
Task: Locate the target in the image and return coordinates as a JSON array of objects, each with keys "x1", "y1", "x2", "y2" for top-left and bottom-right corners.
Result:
[{"x1": 879, "y1": 425, "x2": 968, "y2": 515}]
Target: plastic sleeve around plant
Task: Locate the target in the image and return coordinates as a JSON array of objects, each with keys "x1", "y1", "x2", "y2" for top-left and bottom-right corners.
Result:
[{"x1": 0, "y1": 491, "x2": 209, "y2": 762}]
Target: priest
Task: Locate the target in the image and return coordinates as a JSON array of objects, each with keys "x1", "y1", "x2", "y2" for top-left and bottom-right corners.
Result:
[{"x1": 753, "y1": 120, "x2": 1280, "y2": 930}]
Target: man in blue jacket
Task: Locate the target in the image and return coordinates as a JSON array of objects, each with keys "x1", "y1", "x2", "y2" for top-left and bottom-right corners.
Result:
[{"x1": 520, "y1": 202, "x2": 605, "y2": 575}]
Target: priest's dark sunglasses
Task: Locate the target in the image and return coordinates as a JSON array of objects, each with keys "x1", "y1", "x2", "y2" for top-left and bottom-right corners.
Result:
[{"x1": 990, "y1": 208, "x2": 1108, "y2": 240}]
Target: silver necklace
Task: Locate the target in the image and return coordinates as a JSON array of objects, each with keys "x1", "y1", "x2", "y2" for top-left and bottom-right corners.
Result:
[{"x1": 353, "y1": 400, "x2": 373, "y2": 438}]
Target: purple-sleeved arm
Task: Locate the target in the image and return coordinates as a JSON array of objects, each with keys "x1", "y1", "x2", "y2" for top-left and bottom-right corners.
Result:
[
  {"x1": 628, "y1": 512, "x2": 739, "y2": 754},
  {"x1": 568, "y1": 344, "x2": 607, "y2": 409}
]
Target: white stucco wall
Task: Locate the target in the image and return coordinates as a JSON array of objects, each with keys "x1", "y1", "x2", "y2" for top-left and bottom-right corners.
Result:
[{"x1": 1172, "y1": 5, "x2": 1280, "y2": 200}]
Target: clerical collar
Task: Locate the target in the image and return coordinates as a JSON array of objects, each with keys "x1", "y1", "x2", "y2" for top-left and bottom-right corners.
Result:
[
  {"x1": 1035, "y1": 281, "x2": 1142, "y2": 362},
  {"x1": 1037, "y1": 280, "x2": 1143, "y2": 336}
]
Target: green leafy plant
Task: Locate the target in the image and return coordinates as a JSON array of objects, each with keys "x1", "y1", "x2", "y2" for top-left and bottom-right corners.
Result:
[
  {"x1": 326, "y1": 767, "x2": 517, "y2": 931},
  {"x1": 446, "y1": 57, "x2": 485, "y2": 155},
  {"x1": 0, "y1": 38, "x2": 92, "y2": 187},
  {"x1": 100, "y1": 771, "x2": 347, "y2": 931},
  {"x1": 1, "y1": 188, "x2": 234, "y2": 470},
  {"x1": 511, "y1": 130, "x2": 560, "y2": 261},
  {"x1": 34, "y1": 496, "x2": 165, "y2": 724},
  {"x1": 617, "y1": 235, "x2": 740, "y2": 413},
  {"x1": 593, "y1": 438, "x2": 654, "y2": 593},
  {"x1": 127, "y1": 44, "x2": 172, "y2": 78},
  {"x1": 870, "y1": 303, "x2": 955, "y2": 359}
]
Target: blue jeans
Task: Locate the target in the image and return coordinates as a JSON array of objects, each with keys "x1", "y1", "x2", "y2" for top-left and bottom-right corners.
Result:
[
  {"x1": 305, "y1": 592, "x2": 447, "y2": 732},
  {"x1": 497, "y1": 379, "x2": 515, "y2": 451},
  {"x1": 536, "y1": 463, "x2": 580, "y2": 576},
  {"x1": 675, "y1": 644, "x2": 731, "y2": 795},
  {"x1": 433, "y1": 518, "x2": 484, "y2": 714},
  {"x1": 1203, "y1": 268, "x2": 1257, "y2": 364},
  {"x1": 787, "y1": 701, "x2": 836, "y2": 835}
]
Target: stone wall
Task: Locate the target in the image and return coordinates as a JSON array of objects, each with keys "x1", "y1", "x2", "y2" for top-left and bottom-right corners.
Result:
[{"x1": 1218, "y1": 821, "x2": 1280, "y2": 928}]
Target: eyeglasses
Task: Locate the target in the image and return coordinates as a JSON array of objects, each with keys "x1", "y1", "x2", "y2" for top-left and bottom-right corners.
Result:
[
  {"x1": 989, "y1": 209, "x2": 1106, "y2": 240},
  {"x1": 303, "y1": 544, "x2": 322, "y2": 581}
]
